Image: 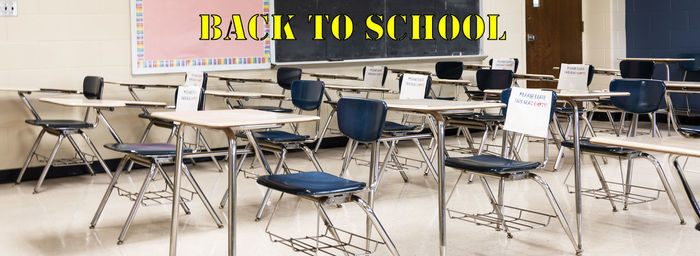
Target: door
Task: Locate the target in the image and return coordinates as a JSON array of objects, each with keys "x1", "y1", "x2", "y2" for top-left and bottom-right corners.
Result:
[{"x1": 526, "y1": 0, "x2": 583, "y2": 89}]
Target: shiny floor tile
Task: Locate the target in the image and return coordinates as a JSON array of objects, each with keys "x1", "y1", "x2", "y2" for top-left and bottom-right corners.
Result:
[{"x1": 1, "y1": 134, "x2": 699, "y2": 255}]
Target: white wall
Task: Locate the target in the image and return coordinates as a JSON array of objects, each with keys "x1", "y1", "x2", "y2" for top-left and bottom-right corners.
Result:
[{"x1": 582, "y1": 0, "x2": 626, "y2": 90}]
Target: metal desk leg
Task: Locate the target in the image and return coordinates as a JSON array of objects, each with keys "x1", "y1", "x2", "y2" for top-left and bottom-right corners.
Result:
[
  {"x1": 670, "y1": 155, "x2": 700, "y2": 230},
  {"x1": 567, "y1": 99, "x2": 584, "y2": 254},
  {"x1": 436, "y1": 117, "x2": 447, "y2": 256},
  {"x1": 97, "y1": 109, "x2": 123, "y2": 143},
  {"x1": 225, "y1": 129, "x2": 239, "y2": 256},
  {"x1": 244, "y1": 131, "x2": 273, "y2": 175},
  {"x1": 169, "y1": 125, "x2": 184, "y2": 256},
  {"x1": 366, "y1": 141, "x2": 379, "y2": 250},
  {"x1": 664, "y1": 63, "x2": 671, "y2": 81}
]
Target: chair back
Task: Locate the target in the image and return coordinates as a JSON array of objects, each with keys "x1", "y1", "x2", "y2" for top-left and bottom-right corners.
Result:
[
  {"x1": 362, "y1": 66, "x2": 389, "y2": 87},
  {"x1": 337, "y1": 97, "x2": 387, "y2": 142},
  {"x1": 435, "y1": 62, "x2": 464, "y2": 80},
  {"x1": 83, "y1": 76, "x2": 104, "y2": 99},
  {"x1": 398, "y1": 74, "x2": 432, "y2": 99},
  {"x1": 291, "y1": 80, "x2": 325, "y2": 111},
  {"x1": 610, "y1": 79, "x2": 666, "y2": 114},
  {"x1": 277, "y1": 67, "x2": 302, "y2": 90},
  {"x1": 175, "y1": 72, "x2": 207, "y2": 112},
  {"x1": 489, "y1": 58, "x2": 519, "y2": 73},
  {"x1": 620, "y1": 60, "x2": 655, "y2": 79},
  {"x1": 476, "y1": 69, "x2": 514, "y2": 91}
]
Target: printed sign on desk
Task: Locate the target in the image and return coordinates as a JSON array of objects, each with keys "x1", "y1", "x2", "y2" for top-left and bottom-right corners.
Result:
[
  {"x1": 363, "y1": 66, "x2": 386, "y2": 87},
  {"x1": 399, "y1": 74, "x2": 429, "y2": 99},
  {"x1": 503, "y1": 88, "x2": 553, "y2": 138},
  {"x1": 176, "y1": 72, "x2": 204, "y2": 112},
  {"x1": 557, "y1": 64, "x2": 590, "y2": 91},
  {"x1": 492, "y1": 58, "x2": 516, "y2": 72}
]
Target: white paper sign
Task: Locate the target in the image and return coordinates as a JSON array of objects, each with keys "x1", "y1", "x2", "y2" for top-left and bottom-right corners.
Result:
[
  {"x1": 362, "y1": 66, "x2": 386, "y2": 87},
  {"x1": 492, "y1": 58, "x2": 516, "y2": 72},
  {"x1": 176, "y1": 72, "x2": 204, "y2": 112},
  {"x1": 557, "y1": 64, "x2": 590, "y2": 92},
  {"x1": 503, "y1": 88, "x2": 553, "y2": 138},
  {"x1": 399, "y1": 74, "x2": 429, "y2": 99}
]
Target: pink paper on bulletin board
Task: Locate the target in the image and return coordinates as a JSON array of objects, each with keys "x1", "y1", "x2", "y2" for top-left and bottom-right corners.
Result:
[{"x1": 131, "y1": 0, "x2": 271, "y2": 74}]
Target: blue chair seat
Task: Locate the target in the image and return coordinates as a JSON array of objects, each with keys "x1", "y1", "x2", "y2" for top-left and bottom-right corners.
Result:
[
  {"x1": 678, "y1": 125, "x2": 700, "y2": 136},
  {"x1": 561, "y1": 138, "x2": 636, "y2": 154},
  {"x1": 436, "y1": 96, "x2": 455, "y2": 101},
  {"x1": 383, "y1": 121, "x2": 417, "y2": 132},
  {"x1": 472, "y1": 114, "x2": 505, "y2": 121},
  {"x1": 555, "y1": 106, "x2": 586, "y2": 113},
  {"x1": 234, "y1": 105, "x2": 293, "y2": 113},
  {"x1": 247, "y1": 131, "x2": 310, "y2": 142},
  {"x1": 445, "y1": 112, "x2": 476, "y2": 118},
  {"x1": 104, "y1": 143, "x2": 193, "y2": 155},
  {"x1": 25, "y1": 119, "x2": 93, "y2": 129},
  {"x1": 257, "y1": 172, "x2": 366, "y2": 195},
  {"x1": 446, "y1": 155, "x2": 540, "y2": 173}
]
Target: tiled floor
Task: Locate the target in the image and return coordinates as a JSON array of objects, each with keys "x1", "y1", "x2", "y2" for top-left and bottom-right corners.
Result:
[{"x1": 2, "y1": 133, "x2": 699, "y2": 255}]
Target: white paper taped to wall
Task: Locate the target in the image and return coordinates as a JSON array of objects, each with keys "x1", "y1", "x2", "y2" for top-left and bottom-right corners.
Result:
[
  {"x1": 363, "y1": 66, "x2": 386, "y2": 87},
  {"x1": 557, "y1": 64, "x2": 590, "y2": 92},
  {"x1": 503, "y1": 87, "x2": 553, "y2": 138},
  {"x1": 399, "y1": 74, "x2": 429, "y2": 100},
  {"x1": 176, "y1": 72, "x2": 204, "y2": 112},
  {"x1": 492, "y1": 58, "x2": 516, "y2": 72}
]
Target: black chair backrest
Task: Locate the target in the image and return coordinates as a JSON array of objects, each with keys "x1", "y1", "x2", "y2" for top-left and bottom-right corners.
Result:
[
  {"x1": 620, "y1": 60, "x2": 655, "y2": 79},
  {"x1": 362, "y1": 66, "x2": 389, "y2": 87},
  {"x1": 489, "y1": 58, "x2": 519, "y2": 73},
  {"x1": 277, "y1": 67, "x2": 302, "y2": 90},
  {"x1": 337, "y1": 97, "x2": 387, "y2": 142},
  {"x1": 476, "y1": 69, "x2": 514, "y2": 91},
  {"x1": 175, "y1": 72, "x2": 208, "y2": 111},
  {"x1": 435, "y1": 62, "x2": 464, "y2": 80},
  {"x1": 83, "y1": 76, "x2": 104, "y2": 99},
  {"x1": 398, "y1": 74, "x2": 433, "y2": 99},
  {"x1": 610, "y1": 79, "x2": 666, "y2": 114},
  {"x1": 586, "y1": 65, "x2": 596, "y2": 86},
  {"x1": 291, "y1": 80, "x2": 325, "y2": 111}
]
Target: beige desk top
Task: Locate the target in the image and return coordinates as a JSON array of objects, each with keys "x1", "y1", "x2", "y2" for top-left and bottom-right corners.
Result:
[
  {"x1": 324, "y1": 84, "x2": 391, "y2": 92},
  {"x1": 463, "y1": 64, "x2": 491, "y2": 70},
  {"x1": 665, "y1": 81, "x2": 700, "y2": 89},
  {"x1": 384, "y1": 99, "x2": 505, "y2": 112},
  {"x1": 591, "y1": 136, "x2": 700, "y2": 158},
  {"x1": 105, "y1": 81, "x2": 180, "y2": 89},
  {"x1": 205, "y1": 90, "x2": 285, "y2": 99},
  {"x1": 513, "y1": 73, "x2": 557, "y2": 80},
  {"x1": 618, "y1": 57, "x2": 694, "y2": 63},
  {"x1": 553, "y1": 67, "x2": 620, "y2": 75},
  {"x1": 303, "y1": 72, "x2": 362, "y2": 81},
  {"x1": 209, "y1": 75, "x2": 276, "y2": 84},
  {"x1": 431, "y1": 78, "x2": 471, "y2": 85},
  {"x1": 0, "y1": 87, "x2": 41, "y2": 93},
  {"x1": 151, "y1": 109, "x2": 319, "y2": 129},
  {"x1": 482, "y1": 89, "x2": 630, "y2": 99},
  {"x1": 39, "y1": 97, "x2": 127, "y2": 108},
  {"x1": 389, "y1": 68, "x2": 434, "y2": 76}
]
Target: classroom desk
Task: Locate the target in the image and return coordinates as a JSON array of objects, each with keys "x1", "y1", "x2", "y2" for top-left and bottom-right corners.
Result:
[
  {"x1": 39, "y1": 97, "x2": 166, "y2": 143},
  {"x1": 617, "y1": 58, "x2": 694, "y2": 81},
  {"x1": 513, "y1": 73, "x2": 557, "y2": 81},
  {"x1": 463, "y1": 63, "x2": 491, "y2": 71},
  {"x1": 205, "y1": 90, "x2": 287, "y2": 110},
  {"x1": 303, "y1": 72, "x2": 363, "y2": 81},
  {"x1": 104, "y1": 81, "x2": 180, "y2": 101},
  {"x1": 431, "y1": 78, "x2": 471, "y2": 86},
  {"x1": 482, "y1": 89, "x2": 630, "y2": 253},
  {"x1": 324, "y1": 84, "x2": 391, "y2": 93},
  {"x1": 666, "y1": 81, "x2": 700, "y2": 92},
  {"x1": 383, "y1": 99, "x2": 506, "y2": 256},
  {"x1": 590, "y1": 136, "x2": 700, "y2": 231},
  {"x1": 389, "y1": 68, "x2": 434, "y2": 76},
  {"x1": 0, "y1": 87, "x2": 80, "y2": 119},
  {"x1": 151, "y1": 109, "x2": 320, "y2": 256},
  {"x1": 553, "y1": 67, "x2": 621, "y2": 76},
  {"x1": 210, "y1": 75, "x2": 277, "y2": 93}
]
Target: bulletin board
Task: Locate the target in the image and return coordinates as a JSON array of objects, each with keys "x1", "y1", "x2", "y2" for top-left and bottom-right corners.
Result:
[{"x1": 130, "y1": 0, "x2": 271, "y2": 74}]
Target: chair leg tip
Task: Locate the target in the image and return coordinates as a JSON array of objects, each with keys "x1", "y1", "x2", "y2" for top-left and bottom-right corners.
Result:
[
  {"x1": 612, "y1": 207, "x2": 618, "y2": 212},
  {"x1": 254, "y1": 218, "x2": 261, "y2": 222},
  {"x1": 32, "y1": 191, "x2": 38, "y2": 194},
  {"x1": 89, "y1": 225, "x2": 95, "y2": 229},
  {"x1": 218, "y1": 224, "x2": 224, "y2": 228},
  {"x1": 117, "y1": 241, "x2": 123, "y2": 245},
  {"x1": 506, "y1": 233, "x2": 513, "y2": 239},
  {"x1": 680, "y1": 220, "x2": 686, "y2": 225}
]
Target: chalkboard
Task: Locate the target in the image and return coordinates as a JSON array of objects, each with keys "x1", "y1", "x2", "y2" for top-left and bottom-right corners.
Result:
[{"x1": 273, "y1": 0, "x2": 480, "y2": 63}]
